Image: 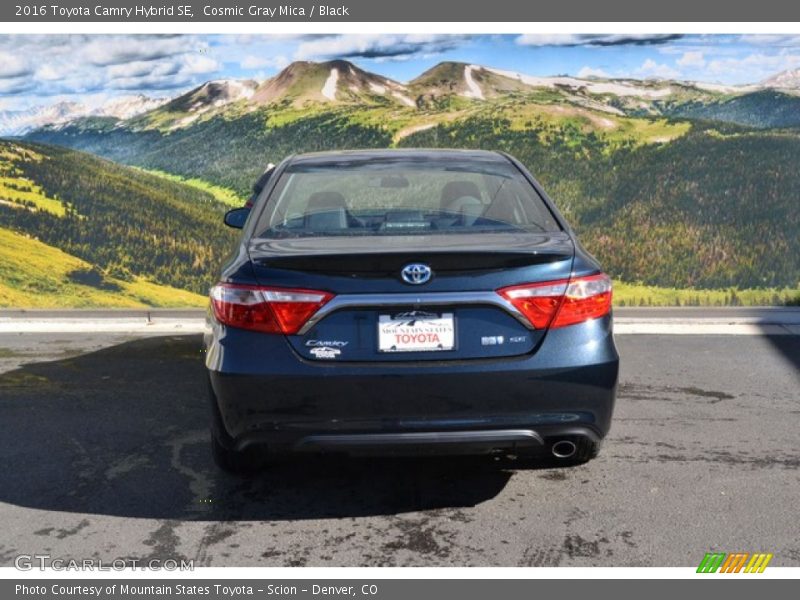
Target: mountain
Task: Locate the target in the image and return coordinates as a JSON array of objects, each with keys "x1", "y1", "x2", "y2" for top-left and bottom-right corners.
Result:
[
  {"x1": 0, "y1": 95, "x2": 165, "y2": 136},
  {"x1": 761, "y1": 68, "x2": 800, "y2": 90},
  {"x1": 408, "y1": 62, "x2": 533, "y2": 104},
  {"x1": 96, "y1": 94, "x2": 168, "y2": 119},
  {"x1": 124, "y1": 61, "x2": 418, "y2": 130},
  {"x1": 251, "y1": 60, "x2": 415, "y2": 107},
  {"x1": 167, "y1": 79, "x2": 258, "y2": 110},
  {"x1": 27, "y1": 60, "x2": 800, "y2": 136},
  {"x1": 408, "y1": 62, "x2": 691, "y2": 106},
  {"x1": 28, "y1": 59, "x2": 718, "y2": 137},
  {"x1": 0, "y1": 139, "x2": 238, "y2": 306},
  {"x1": 130, "y1": 80, "x2": 257, "y2": 129},
  {"x1": 0, "y1": 102, "x2": 86, "y2": 136}
]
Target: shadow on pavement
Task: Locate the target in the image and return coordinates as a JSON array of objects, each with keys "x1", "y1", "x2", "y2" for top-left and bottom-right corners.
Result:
[
  {"x1": 0, "y1": 335, "x2": 517, "y2": 521},
  {"x1": 756, "y1": 329, "x2": 800, "y2": 374}
]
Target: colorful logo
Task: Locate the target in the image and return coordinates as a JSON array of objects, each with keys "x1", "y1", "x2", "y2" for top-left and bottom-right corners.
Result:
[{"x1": 697, "y1": 552, "x2": 773, "y2": 573}]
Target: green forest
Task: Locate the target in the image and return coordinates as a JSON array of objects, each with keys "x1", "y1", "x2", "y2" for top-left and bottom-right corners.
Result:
[{"x1": 0, "y1": 140, "x2": 235, "y2": 301}]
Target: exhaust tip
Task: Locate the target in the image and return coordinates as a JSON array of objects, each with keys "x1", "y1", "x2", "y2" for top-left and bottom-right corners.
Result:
[{"x1": 551, "y1": 440, "x2": 577, "y2": 459}]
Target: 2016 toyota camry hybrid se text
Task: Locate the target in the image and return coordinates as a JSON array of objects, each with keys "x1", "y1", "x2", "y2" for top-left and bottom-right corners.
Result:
[{"x1": 205, "y1": 149, "x2": 619, "y2": 474}]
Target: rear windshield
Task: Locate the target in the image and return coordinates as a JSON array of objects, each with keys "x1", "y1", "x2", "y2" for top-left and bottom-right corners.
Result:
[{"x1": 254, "y1": 156, "x2": 561, "y2": 238}]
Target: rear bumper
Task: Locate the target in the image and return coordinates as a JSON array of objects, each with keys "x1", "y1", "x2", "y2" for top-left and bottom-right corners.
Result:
[
  {"x1": 206, "y1": 315, "x2": 618, "y2": 456},
  {"x1": 240, "y1": 426, "x2": 602, "y2": 458},
  {"x1": 294, "y1": 429, "x2": 546, "y2": 455}
]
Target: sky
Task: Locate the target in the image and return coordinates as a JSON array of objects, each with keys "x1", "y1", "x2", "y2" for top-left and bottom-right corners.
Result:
[{"x1": 2, "y1": 33, "x2": 800, "y2": 111}]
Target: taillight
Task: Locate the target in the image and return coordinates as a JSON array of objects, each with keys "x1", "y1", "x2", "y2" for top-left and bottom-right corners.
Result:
[
  {"x1": 210, "y1": 284, "x2": 333, "y2": 334},
  {"x1": 497, "y1": 279, "x2": 570, "y2": 329},
  {"x1": 552, "y1": 273, "x2": 613, "y2": 328},
  {"x1": 498, "y1": 273, "x2": 612, "y2": 329}
]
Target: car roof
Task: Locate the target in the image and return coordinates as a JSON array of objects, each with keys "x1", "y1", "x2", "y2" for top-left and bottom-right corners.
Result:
[{"x1": 287, "y1": 148, "x2": 509, "y2": 167}]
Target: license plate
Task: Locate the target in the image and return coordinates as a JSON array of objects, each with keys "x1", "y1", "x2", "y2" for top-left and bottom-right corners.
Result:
[{"x1": 378, "y1": 312, "x2": 455, "y2": 353}]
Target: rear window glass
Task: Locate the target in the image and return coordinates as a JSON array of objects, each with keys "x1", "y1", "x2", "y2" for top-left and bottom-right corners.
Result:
[{"x1": 254, "y1": 157, "x2": 560, "y2": 237}]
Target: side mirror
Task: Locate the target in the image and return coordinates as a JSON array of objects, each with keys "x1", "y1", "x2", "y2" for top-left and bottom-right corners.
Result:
[{"x1": 224, "y1": 207, "x2": 250, "y2": 229}]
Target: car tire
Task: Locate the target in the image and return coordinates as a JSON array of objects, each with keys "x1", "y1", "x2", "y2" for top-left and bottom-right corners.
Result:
[{"x1": 208, "y1": 379, "x2": 260, "y2": 475}]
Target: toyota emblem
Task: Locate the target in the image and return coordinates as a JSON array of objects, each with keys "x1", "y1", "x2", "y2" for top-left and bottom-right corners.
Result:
[{"x1": 401, "y1": 263, "x2": 433, "y2": 285}]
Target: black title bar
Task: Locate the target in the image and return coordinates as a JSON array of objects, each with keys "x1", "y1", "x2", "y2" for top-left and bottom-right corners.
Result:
[{"x1": 4, "y1": 0, "x2": 800, "y2": 22}]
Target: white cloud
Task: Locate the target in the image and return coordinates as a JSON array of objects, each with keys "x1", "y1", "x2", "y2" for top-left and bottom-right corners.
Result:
[
  {"x1": 0, "y1": 35, "x2": 225, "y2": 105},
  {"x1": 98, "y1": 52, "x2": 219, "y2": 92},
  {"x1": 516, "y1": 34, "x2": 681, "y2": 47},
  {"x1": 516, "y1": 34, "x2": 583, "y2": 46},
  {"x1": 0, "y1": 51, "x2": 32, "y2": 78},
  {"x1": 107, "y1": 60, "x2": 180, "y2": 79},
  {"x1": 0, "y1": 77, "x2": 35, "y2": 94},
  {"x1": 81, "y1": 36, "x2": 190, "y2": 66},
  {"x1": 107, "y1": 72, "x2": 195, "y2": 91},
  {"x1": 181, "y1": 54, "x2": 221, "y2": 75},
  {"x1": 707, "y1": 52, "x2": 800, "y2": 77},
  {"x1": 636, "y1": 59, "x2": 680, "y2": 79},
  {"x1": 103, "y1": 55, "x2": 219, "y2": 91},
  {"x1": 577, "y1": 66, "x2": 611, "y2": 78},
  {"x1": 240, "y1": 55, "x2": 289, "y2": 70},
  {"x1": 35, "y1": 64, "x2": 61, "y2": 81},
  {"x1": 294, "y1": 34, "x2": 467, "y2": 61},
  {"x1": 738, "y1": 35, "x2": 800, "y2": 47},
  {"x1": 677, "y1": 51, "x2": 706, "y2": 67}
]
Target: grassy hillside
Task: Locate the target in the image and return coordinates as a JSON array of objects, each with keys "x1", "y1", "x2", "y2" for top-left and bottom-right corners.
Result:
[
  {"x1": 0, "y1": 139, "x2": 235, "y2": 306},
  {"x1": 665, "y1": 90, "x2": 800, "y2": 129},
  {"x1": 0, "y1": 228, "x2": 205, "y2": 307},
  {"x1": 133, "y1": 168, "x2": 244, "y2": 207},
  {"x1": 613, "y1": 281, "x2": 799, "y2": 307}
]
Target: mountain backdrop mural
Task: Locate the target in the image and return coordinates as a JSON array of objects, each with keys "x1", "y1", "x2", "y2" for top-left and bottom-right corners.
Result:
[{"x1": 1, "y1": 34, "x2": 799, "y2": 307}]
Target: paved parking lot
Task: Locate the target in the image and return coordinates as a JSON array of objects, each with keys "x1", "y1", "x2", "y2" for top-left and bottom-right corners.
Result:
[{"x1": 0, "y1": 328, "x2": 798, "y2": 567}]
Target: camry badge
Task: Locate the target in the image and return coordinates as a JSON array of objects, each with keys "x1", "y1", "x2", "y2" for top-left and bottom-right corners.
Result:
[{"x1": 401, "y1": 263, "x2": 432, "y2": 285}]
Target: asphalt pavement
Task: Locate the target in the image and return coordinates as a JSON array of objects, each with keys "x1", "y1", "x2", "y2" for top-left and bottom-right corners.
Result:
[{"x1": 0, "y1": 324, "x2": 798, "y2": 567}]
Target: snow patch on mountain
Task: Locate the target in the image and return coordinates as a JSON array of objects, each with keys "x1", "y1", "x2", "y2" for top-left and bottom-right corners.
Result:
[
  {"x1": 369, "y1": 82, "x2": 387, "y2": 94},
  {"x1": 392, "y1": 92, "x2": 416, "y2": 107},
  {"x1": 322, "y1": 68, "x2": 339, "y2": 101},
  {"x1": 587, "y1": 82, "x2": 673, "y2": 98},
  {"x1": 486, "y1": 67, "x2": 674, "y2": 98},
  {"x1": 463, "y1": 65, "x2": 484, "y2": 100},
  {"x1": 693, "y1": 82, "x2": 758, "y2": 94},
  {"x1": 100, "y1": 95, "x2": 167, "y2": 119},
  {"x1": 761, "y1": 68, "x2": 800, "y2": 89},
  {"x1": 213, "y1": 80, "x2": 256, "y2": 100}
]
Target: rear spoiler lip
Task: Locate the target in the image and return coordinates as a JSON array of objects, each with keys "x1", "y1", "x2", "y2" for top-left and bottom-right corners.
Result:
[{"x1": 250, "y1": 251, "x2": 574, "y2": 275}]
